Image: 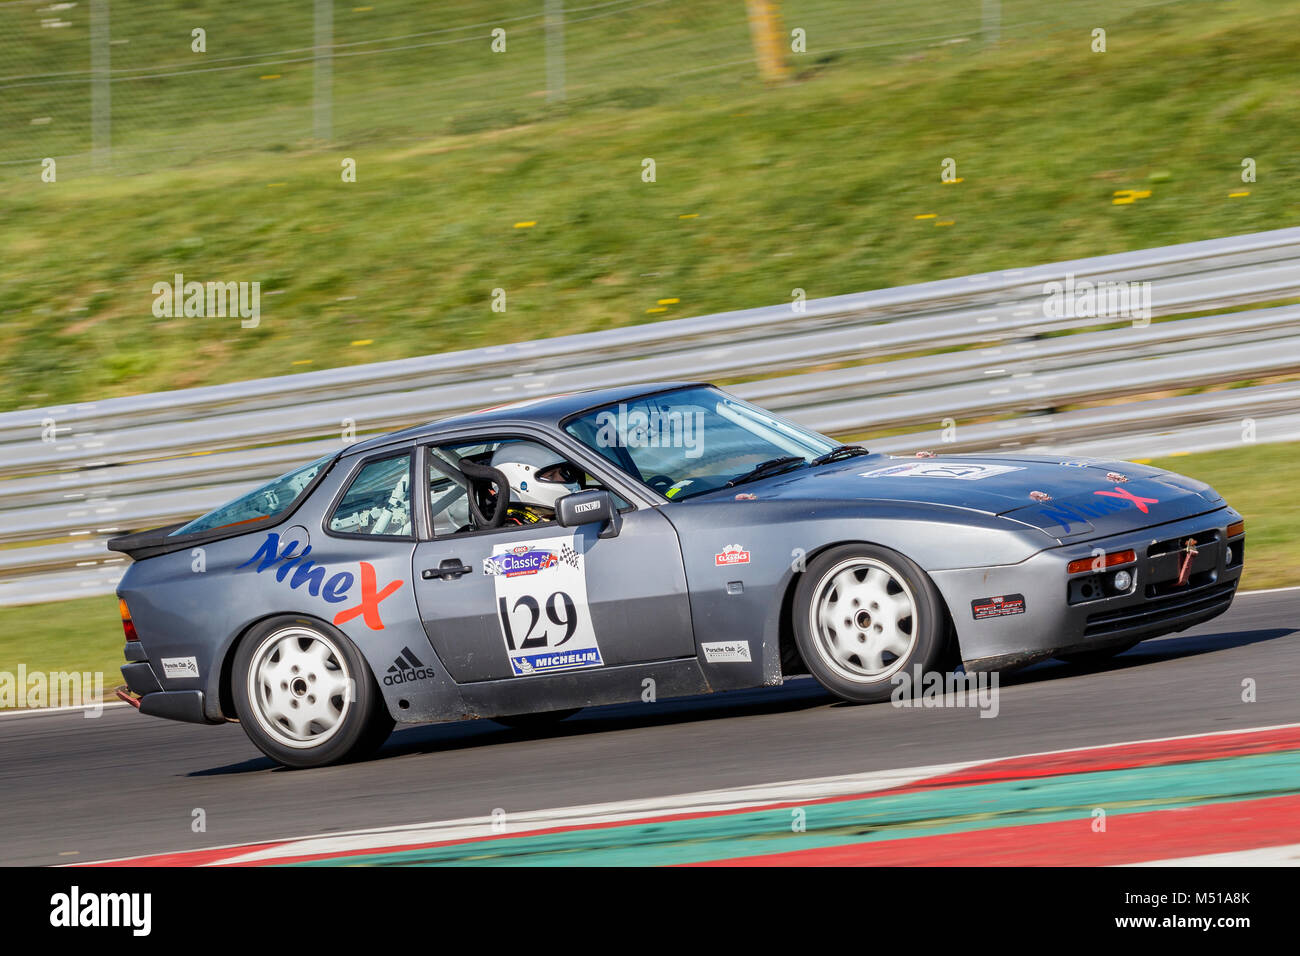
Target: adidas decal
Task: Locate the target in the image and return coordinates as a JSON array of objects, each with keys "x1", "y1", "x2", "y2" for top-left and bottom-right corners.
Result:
[{"x1": 383, "y1": 646, "x2": 435, "y2": 686}]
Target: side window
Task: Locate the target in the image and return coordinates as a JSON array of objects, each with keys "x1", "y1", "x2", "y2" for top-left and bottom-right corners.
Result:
[
  {"x1": 427, "y1": 459, "x2": 474, "y2": 537},
  {"x1": 328, "y1": 453, "x2": 413, "y2": 537},
  {"x1": 426, "y1": 438, "x2": 628, "y2": 537}
]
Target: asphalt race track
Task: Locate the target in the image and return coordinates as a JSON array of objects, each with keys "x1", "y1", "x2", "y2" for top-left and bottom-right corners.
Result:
[{"x1": 2, "y1": 590, "x2": 1296, "y2": 866}]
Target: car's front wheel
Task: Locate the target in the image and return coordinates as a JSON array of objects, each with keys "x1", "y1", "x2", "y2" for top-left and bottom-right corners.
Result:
[
  {"x1": 793, "y1": 543, "x2": 947, "y2": 704},
  {"x1": 232, "y1": 617, "x2": 394, "y2": 768}
]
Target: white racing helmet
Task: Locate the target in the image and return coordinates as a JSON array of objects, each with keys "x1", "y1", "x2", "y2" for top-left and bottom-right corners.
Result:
[{"x1": 489, "y1": 441, "x2": 582, "y2": 512}]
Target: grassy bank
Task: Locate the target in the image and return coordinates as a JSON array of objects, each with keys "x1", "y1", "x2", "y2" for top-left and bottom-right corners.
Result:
[{"x1": 2, "y1": 0, "x2": 1298, "y2": 409}]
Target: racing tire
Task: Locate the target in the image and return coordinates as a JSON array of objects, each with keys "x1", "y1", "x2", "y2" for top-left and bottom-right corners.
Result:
[
  {"x1": 1056, "y1": 640, "x2": 1139, "y2": 666},
  {"x1": 493, "y1": 708, "x2": 580, "y2": 730},
  {"x1": 793, "y1": 543, "x2": 947, "y2": 704},
  {"x1": 232, "y1": 616, "x2": 395, "y2": 769}
]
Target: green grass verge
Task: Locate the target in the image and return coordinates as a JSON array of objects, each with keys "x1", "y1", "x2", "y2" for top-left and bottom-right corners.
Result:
[
  {"x1": 2, "y1": 0, "x2": 1299, "y2": 408},
  {"x1": 0, "y1": 596, "x2": 123, "y2": 704},
  {"x1": 3, "y1": 440, "x2": 1295, "y2": 704}
]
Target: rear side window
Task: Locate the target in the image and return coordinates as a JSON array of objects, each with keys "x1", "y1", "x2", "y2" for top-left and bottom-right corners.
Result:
[
  {"x1": 170, "y1": 455, "x2": 331, "y2": 536},
  {"x1": 328, "y1": 454, "x2": 414, "y2": 537}
]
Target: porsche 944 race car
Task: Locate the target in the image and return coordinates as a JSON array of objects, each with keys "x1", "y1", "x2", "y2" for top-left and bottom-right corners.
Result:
[{"x1": 108, "y1": 382, "x2": 1244, "y2": 767}]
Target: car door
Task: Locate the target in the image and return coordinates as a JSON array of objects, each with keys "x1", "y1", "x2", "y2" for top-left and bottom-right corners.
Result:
[{"x1": 410, "y1": 436, "x2": 696, "y2": 683}]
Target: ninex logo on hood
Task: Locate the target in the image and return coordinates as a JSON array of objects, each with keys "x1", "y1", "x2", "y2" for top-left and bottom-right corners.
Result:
[
  {"x1": 238, "y1": 533, "x2": 404, "y2": 631},
  {"x1": 1093, "y1": 487, "x2": 1159, "y2": 513}
]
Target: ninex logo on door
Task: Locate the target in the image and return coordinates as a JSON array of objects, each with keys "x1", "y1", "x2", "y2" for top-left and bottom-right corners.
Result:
[{"x1": 238, "y1": 533, "x2": 404, "y2": 631}]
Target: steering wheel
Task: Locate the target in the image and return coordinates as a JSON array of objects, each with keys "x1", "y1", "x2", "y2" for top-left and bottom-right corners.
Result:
[{"x1": 645, "y1": 474, "x2": 677, "y2": 493}]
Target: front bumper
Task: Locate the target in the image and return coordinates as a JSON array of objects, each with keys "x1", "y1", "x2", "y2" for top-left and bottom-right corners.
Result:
[{"x1": 933, "y1": 506, "x2": 1243, "y2": 671}]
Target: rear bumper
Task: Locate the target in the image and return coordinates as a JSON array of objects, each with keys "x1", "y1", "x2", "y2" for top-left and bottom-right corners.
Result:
[
  {"x1": 139, "y1": 689, "x2": 213, "y2": 724},
  {"x1": 120, "y1": 660, "x2": 222, "y2": 725},
  {"x1": 934, "y1": 505, "x2": 1243, "y2": 671}
]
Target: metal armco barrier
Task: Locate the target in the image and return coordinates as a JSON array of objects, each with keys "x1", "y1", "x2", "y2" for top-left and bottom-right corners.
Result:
[{"x1": 2, "y1": 227, "x2": 1298, "y2": 605}]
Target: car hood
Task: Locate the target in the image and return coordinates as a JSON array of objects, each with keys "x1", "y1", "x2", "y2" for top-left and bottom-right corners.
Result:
[{"x1": 747, "y1": 453, "x2": 1224, "y2": 541}]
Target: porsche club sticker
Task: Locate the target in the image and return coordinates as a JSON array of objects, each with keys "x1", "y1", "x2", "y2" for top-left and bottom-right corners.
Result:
[
  {"x1": 701, "y1": 640, "x2": 752, "y2": 663},
  {"x1": 859, "y1": 462, "x2": 1025, "y2": 480},
  {"x1": 971, "y1": 594, "x2": 1026, "y2": 620},
  {"x1": 160, "y1": 656, "x2": 199, "y2": 679},
  {"x1": 485, "y1": 534, "x2": 603, "y2": 676},
  {"x1": 715, "y1": 544, "x2": 751, "y2": 566}
]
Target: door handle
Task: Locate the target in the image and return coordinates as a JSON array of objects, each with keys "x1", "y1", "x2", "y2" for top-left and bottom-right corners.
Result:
[{"x1": 423, "y1": 558, "x2": 472, "y2": 581}]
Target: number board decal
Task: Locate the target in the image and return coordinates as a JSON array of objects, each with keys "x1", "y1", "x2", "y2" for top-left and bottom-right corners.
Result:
[{"x1": 484, "y1": 534, "x2": 603, "y2": 676}]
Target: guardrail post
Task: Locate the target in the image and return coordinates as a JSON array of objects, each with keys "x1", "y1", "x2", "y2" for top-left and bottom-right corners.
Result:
[
  {"x1": 745, "y1": 0, "x2": 790, "y2": 84},
  {"x1": 983, "y1": 0, "x2": 1000, "y2": 45},
  {"x1": 546, "y1": 0, "x2": 565, "y2": 103},
  {"x1": 313, "y1": 0, "x2": 333, "y2": 142},
  {"x1": 90, "y1": 0, "x2": 110, "y2": 168}
]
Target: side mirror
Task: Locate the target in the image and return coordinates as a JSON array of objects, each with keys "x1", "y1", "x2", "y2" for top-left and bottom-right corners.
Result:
[{"x1": 556, "y1": 489, "x2": 621, "y2": 539}]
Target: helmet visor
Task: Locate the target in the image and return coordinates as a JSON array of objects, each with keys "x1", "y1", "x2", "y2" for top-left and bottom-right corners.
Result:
[{"x1": 537, "y1": 462, "x2": 583, "y2": 485}]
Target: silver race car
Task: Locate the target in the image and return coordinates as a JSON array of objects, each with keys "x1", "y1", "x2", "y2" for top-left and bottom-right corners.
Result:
[{"x1": 109, "y1": 383, "x2": 1244, "y2": 766}]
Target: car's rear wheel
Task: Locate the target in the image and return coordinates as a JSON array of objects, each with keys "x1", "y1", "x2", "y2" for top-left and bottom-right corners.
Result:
[
  {"x1": 232, "y1": 617, "x2": 394, "y2": 768},
  {"x1": 793, "y1": 544, "x2": 947, "y2": 704}
]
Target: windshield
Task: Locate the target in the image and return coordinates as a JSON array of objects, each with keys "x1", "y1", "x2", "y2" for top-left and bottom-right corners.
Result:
[
  {"x1": 170, "y1": 455, "x2": 332, "y2": 536},
  {"x1": 564, "y1": 386, "x2": 835, "y2": 500}
]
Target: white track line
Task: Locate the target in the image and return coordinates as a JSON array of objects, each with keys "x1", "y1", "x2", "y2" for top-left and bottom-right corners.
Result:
[
  {"x1": 1125, "y1": 843, "x2": 1300, "y2": 866},
  {"x1": 78, "y1": 760, "x2": 983, "y2": 866},
  {"x1": 81, "y1": 720, "x2": 1300, "y2": 866},
  {"x1": 0, "y1": 701, "x2": 127, "y2": 720}
]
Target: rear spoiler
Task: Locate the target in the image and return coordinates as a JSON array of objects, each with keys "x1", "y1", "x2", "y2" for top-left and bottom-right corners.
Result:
[
  {"x1": 107, "y1": 520, "x2": 276, "y2": 561},
  {"x1": 107, "y1": 523, "x2": 192, "y2": 560}
]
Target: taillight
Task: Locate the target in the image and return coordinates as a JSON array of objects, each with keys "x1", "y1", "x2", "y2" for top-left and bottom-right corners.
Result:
[
  {"x1": 1227, "y1": 519, "x2": 1245, "y2": 538},
  {"x1": 1067, "y1": 549, "x2": 1137, "y2": 575},
  {"x1": 119, "y1": 597, "x2": 139, "y2": 642}
]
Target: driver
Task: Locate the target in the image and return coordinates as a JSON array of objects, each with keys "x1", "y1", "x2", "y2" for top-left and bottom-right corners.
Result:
[{"x1": 489, "y1": 442, "x2": 584, "y2": 525}]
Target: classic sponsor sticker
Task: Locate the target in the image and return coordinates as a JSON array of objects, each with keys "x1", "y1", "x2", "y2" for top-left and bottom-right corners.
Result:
[
  {"x1": 160, "y1": 656, "x2": 199, "y2": 679},
  {"x1": 715, "y1": 544, "x2": 750, "y2": 566},
  {"x1": 487, "y1": 533, "x2": 602, "y2": 676},
  {"x1": 483, "y1": 544, "x2": 564, "y2": 577},
  {"x1": 971, "y1": 594, "x2": 1026, "y2": 620},
  {"x1": 859, "y1": 462, "x2": 1025, "y2": 480},
  {"x1": 701, "y1": 640, "x2": 752, "y2": 663}
]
